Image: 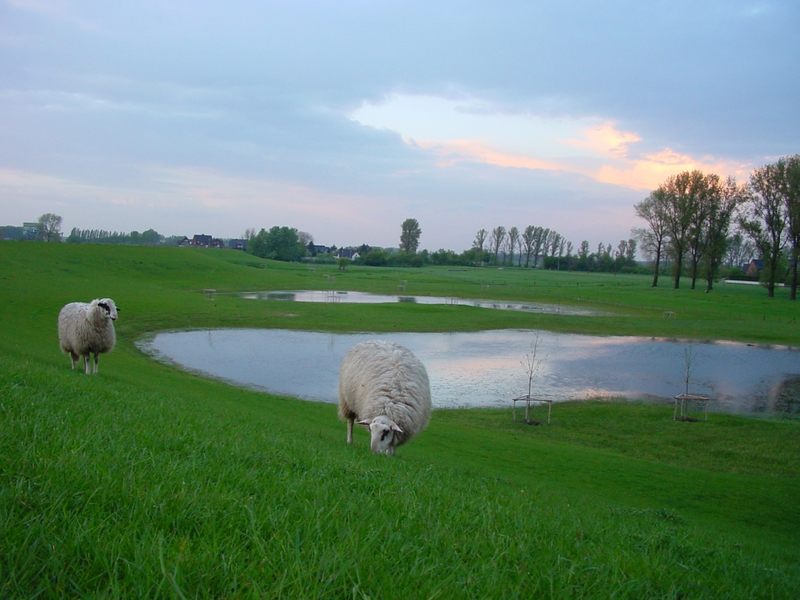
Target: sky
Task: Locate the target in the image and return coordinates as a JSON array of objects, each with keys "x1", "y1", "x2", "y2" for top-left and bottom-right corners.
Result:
[{"x1": 1, "y1": 1, "x2": 798, "y2": 252}]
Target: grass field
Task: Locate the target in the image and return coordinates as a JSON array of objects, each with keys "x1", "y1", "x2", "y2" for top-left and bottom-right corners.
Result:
[{"x1": 1, "y1": 242, "x2": 799, "y2": 598}]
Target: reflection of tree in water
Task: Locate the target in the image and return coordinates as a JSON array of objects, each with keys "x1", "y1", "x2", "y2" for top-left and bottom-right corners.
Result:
[{"x1": 773, "y1": 376, "x2": 800, "y2": 415}]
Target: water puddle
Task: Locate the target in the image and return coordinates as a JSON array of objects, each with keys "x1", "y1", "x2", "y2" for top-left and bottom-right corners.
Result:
[
  {"x1": 231, "y1": 290, "x2": 605, "y2": 316},
  {"x1": 137, "y1": 329, "x2": 800, "y2": 414}
]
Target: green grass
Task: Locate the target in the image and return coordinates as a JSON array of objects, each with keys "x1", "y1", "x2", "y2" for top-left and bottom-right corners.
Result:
[{"x1": 1, "y1": 242, "x2": 799, "y2": 598}]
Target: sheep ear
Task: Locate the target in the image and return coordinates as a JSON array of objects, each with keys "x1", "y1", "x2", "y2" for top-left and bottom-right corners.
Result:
[
  {"x1": 357, "y1": 418, "x2": 372, "y2": 428},
  {"x1": 391, "y1": 423, "x2": 403, "y2": 433}
]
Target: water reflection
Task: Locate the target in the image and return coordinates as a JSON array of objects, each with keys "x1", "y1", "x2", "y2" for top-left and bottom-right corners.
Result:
[
  {"x1": 137, "y1": 329, "x2": 800, "y2": 414},
  {"x1": 235, "y1": 290, "x2": 603, "y2": 316}
]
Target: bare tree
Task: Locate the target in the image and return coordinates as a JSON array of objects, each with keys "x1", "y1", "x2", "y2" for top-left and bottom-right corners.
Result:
[
  {"x1": 490, "y1": 226, "x2": 506, "y2": 264},
  {"x1": 520, "y1": 335, "x2": 546, "y2": 424},
  {"x1": 507, "y1": 226, "x2": 520, "y2": 266},
  {"x1": 531, "y1": 227, "x2": 547, "y2": 267},
  {"x1": 547, "y1": 231, "x2": 562, "y2": 262},
  {"x1": 473, "y1": 228, "x2": 488, "y2": 252},
  {"x1": 557, "y1": 238, "x2": 567, "y2": 270},
  {"x1": 521, "y1": 225, "x2": 536, "y2": 267}
]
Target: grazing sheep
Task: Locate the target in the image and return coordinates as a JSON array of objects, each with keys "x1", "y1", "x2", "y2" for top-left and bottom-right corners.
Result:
[
  {"x1": 57, "y1": 298, "x2": 118, "y2": 374},
  {"x1": 338, "y1": 340, "x2": 431, "y2": 455}
]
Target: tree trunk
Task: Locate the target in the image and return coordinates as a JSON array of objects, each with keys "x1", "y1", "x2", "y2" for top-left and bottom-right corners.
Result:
[
  {"x1": 673, "y1": 252, "x2": 683, "y2": 289},
  {"x1": 706, "y1": 258, "x2": 716, "y2": 292},
  {"x1": 768, "y1": 260, "x2": 777, "y2": 298},
  {"x1": 791, "y1": 245, "x2": 798, "y2": 300},
  {"x1": 652, "y1": 247, "x2": 661, "y2": 287}
]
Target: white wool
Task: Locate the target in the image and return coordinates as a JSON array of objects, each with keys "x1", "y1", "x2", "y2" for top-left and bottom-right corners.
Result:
[
  {"x1": 57, "y1": 298, "x2": 118, "y2": 375},
  {"x1": 338, "y1": 340, "x2": 431, "y2": 454}
]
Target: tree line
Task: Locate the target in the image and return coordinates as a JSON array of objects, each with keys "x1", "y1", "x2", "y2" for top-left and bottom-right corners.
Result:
[
  {"x1": 464, "y1": 225, "x2": 638, "y2": 273},
  {"x1": 65, "y1": 227, "x2": 167, "y2": 245},
  {"x1": 634, "y1": 155, "x2": 800, "y2": 299}
]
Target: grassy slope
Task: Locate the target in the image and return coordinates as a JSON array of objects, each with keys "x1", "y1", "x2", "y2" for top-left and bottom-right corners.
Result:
[{"x1": 1, "y1": 242, "x2": 799, "y2": 598}]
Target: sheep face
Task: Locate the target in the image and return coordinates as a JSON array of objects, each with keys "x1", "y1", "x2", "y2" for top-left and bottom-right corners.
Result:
[
  {"x1": 359, "y1": 415, "x2": 403, "y2": 455},
  {"x1": 96, "y1": 298, "x2": 118, "y2": 321}
]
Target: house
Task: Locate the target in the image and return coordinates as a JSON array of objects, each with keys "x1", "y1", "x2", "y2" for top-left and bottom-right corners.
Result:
[
  {"x1": 191, "y1": 234, "x2": 213, "y2": 247},
  {"x1": 22, "y1": 222, "x2": 40, "y2": 240},
  {"x1": 0, "y1": 225, "x2": 23, "y2": 240},
  {"x1": 228, "y1": 238, "x2": 246, "y2": 251},
  {"x1": 336, "y1": 247, "x2": 360, "y2": 260},
  {"x1": 745, "y1": 259, "x2": 763, "y2": 278},
  {"x1": 307, "y1": 242, "x2": 330, "y2": 256},
  {"x1": 186, "y1": 234, "x2": 224, "y2": 248}
]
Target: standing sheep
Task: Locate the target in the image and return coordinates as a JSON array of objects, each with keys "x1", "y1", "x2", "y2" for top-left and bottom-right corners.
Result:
[
  {"x1": 57, "y1": 298, "x2": 119, "y2": 375},
  {"x1": 338, "y1": 340, "x2": 431, "y2": 455}
]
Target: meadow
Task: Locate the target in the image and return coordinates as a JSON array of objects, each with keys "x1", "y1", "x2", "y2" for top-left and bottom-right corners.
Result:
[{"x1": 1, "y1": 242, "x2": 799, "y2": 598}]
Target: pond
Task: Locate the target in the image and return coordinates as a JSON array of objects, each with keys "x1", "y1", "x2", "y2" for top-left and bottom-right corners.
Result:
[
  {"x1": 137, "y1": 329, "x2": 800, "y2": 415},
  {"x1": 233, "y1": 290, "x2": 605, "y2": 316}
]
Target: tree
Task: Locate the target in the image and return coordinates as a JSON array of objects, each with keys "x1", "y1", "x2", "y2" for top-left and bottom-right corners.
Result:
[
  {"x1": 686, "y1": 175, "x2": 713, "y2": 289},
  {"x1": 141, "y1": 228, "x2": 162, "y2": 244},
  {"x1": 778, "y1": 155, "x2": 800, "y2": 300},
  {"x1": 521, "y1": 225, "x2": 536, "y2": 267},
  {"x1": 507, "y1": 226, "x2": 520, "y2": 266},
  {"x1": 741, "y1": 162, "x2": 788, "y2": 297},
  {"x1": 473, "y1": 228, "x2": 488, "y2": 253},
  {"x1": 247, "y1": 226, "x2": 304, "y2": 261},
  {"x1": 724, "y1": 231, "x2": 755, "y2": 269},
  {"x1": 399, "y1": 218, "x2": 421, "y2": 253},
  {"x1": 297, "y1": 231, "x2": 314, "y2": 248},
  {"x1": 703, "y1": 176, "x2": 746, "y2": 291},
  {"x1": 546, "y1": 230, "x2": 561, "y2": 262},
  {"x1": 37, "y1": 213, "x2": 62, "y2": 242},
  {"x1": 490, "y1": 226, "x2": 506, "y2": 264},
  {"x1": 661, "y1": 171, "x2": 706, "y2": 289},
  {"x1": 531, "y1": 227, "x2": 547, "y2": 267}
]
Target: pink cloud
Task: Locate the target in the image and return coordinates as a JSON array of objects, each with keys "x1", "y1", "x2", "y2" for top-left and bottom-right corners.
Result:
[
  {"x1": 565, "y1": 121, "x2": 641, "y2": 158},
  {"x1": 594, "y1": 148, "x2": 753, "y2": 190},
  {"x1": 415, "y1": 139, "x2": 564, "y2": 172}
]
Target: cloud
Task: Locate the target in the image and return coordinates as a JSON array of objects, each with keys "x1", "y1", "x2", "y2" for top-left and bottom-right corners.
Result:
[
  {"x1": 594, "y1": 149, "x2": 754, "y2": 191},
  {"x1": 414, "y1": 139, "x2": 564, "y2": 172},
  {"x1": 564, "y1": 122, "x2": 641, "y2": 159},
  {"x1": 353, "y1": 93, "x2": 757, "y2": 194}
]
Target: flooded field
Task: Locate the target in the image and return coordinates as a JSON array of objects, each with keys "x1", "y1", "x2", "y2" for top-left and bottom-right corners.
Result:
[
  {"x1": 138, "y1": 328, "x2": 800, "y2": 414},
  {"x1": 234, "y1": 289, "x2": 605, "y2": 316}
]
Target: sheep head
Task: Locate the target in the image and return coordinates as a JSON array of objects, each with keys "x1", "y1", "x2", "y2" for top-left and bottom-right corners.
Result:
[
  {"x1": 95, "y1": 298, "x2": 119, "y2": 321},
  {"x1": 358, "y1": 415, "x2": 403, "y2": 455}
]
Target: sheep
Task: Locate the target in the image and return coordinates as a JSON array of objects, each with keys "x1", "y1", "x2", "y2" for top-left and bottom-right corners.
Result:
[
  {"x1": 338, "y1": 340, "x2": 431, "y2": 455},
  {"x1": 57, "y1": 298, "x2": 118, "y2": 374}
]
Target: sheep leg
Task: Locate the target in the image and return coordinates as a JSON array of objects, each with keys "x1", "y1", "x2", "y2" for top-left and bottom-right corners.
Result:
[
  {"x1": 69, "y1": 352, "x2": 78, "y2": 370},
  {"x1": 83, "y1": 355, "x2": 91, "y2": 375},
  {"x1": 93, "y1": 353, "x2": 99, "y2": 375},
  {"x1": 346, "y1": 418, "x2": 354, "y2": 445}
]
